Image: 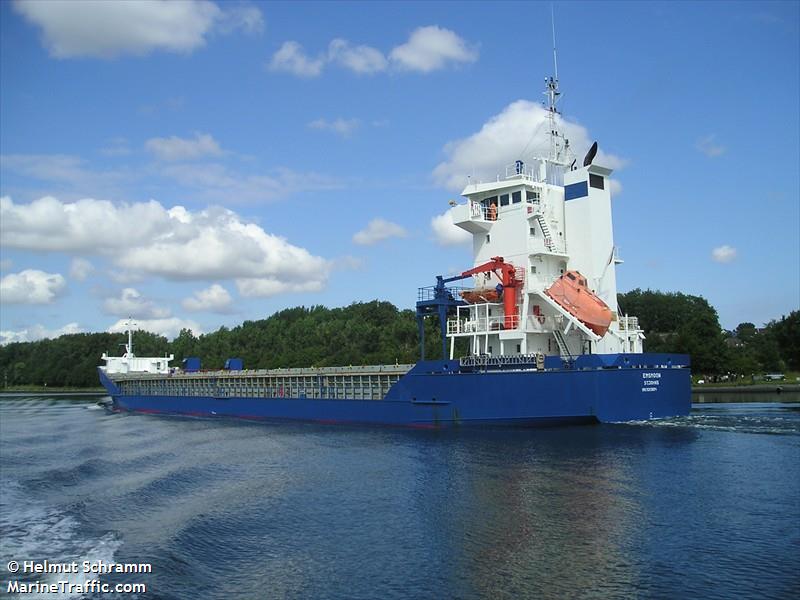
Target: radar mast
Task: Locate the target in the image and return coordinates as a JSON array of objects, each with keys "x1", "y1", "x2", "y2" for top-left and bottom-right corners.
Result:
[{"x1": 544, "y1": 4, "x2": 571, "y2": 167}]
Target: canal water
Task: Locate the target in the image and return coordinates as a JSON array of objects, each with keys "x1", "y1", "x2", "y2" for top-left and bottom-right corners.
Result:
[{"x1": 1, "y1": 394, "x2": 798, "y2": 599}]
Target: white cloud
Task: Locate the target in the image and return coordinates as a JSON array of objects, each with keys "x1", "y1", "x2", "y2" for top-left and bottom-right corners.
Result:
[
  {"x1": 0, "y1": 196, "x2": 333, "y2": 296},
  {"x1": 608, "y1": 179, "x2": 623, "y2": 196},
  {"x1": 268, "y1": 41, "x2": 325, "y2": 77},
  {"x1": 182, "y1": 284, "x2": 233, "y2": 313},
  {"x1": 107, "y1": 317, "x2": 201, "y2": 340},
  {"x1": 0, "y1": 322, "x2": 83, "y2": 345},
  {"x1": 389, "y1": 26, "x2": 478, "y2": 73},
  {"x1": 0, "y1": 269, "x2": 66, "y2": 304},
  {"x1": 115, "y1": 210, "x2": 330, "y2": 282},
  {"x1": 431, "y1": 211, "x2": 471, "y2": 246},
  {"x1": 158, "y1": 163, "x2": 341, "y2": 203},
  {"x1": 308, "y1": 118, "x2": 361, "y2": 137},
  {"x1": 269, "y1": 26, "x2": 475, "y2": 78},
  {"x1": 217, "y1": 4, "x2": 264, "y2": 34},
  {"x1": 432, "y1": 100, "x2": 627, "y2": 191},
  {"x1": 108, "y1": 270, "x2": 145, "y2": 285},
  {"x1": 711, "y1": 245, "x2": 737, "y2": 263},
  {"x1": 12, "y1": 0, "x2": 261, "y2": 59},
  {"x1": 145, "y1": 132, "x2": 223, "y2": 161},
  {"x1": 103, "y1": 287, "x2": 171, "y2": 319},
  {"x1": 236, "y1": 279, "x2": 325, "y2": 298},
  {"x1": 1, "y1": 196, "x2": 175, "y2": 252},
  {"x1": 352, "y1": 218, "x2": 408, "y2": 245},
  {"x1": 1, "y1": 154, "x2": 127, "y2": 190},
  {"x1": 696, "y1": 134, "x2": 726, "y2": 158},
  {"x1": 69, "y1": 258, "x2": 94, "y2": 281},
  {"x1": 1, "y1": 153, "x2": 339, "y2": 204},
  {"x1": 595, "y1": 152, "x2": 628, "y2": 171},
  {"x1": 328, "y1": 39, "x2": 387, "y2": 74}
]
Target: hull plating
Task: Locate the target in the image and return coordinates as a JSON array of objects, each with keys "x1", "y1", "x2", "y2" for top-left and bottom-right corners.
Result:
[{"x1": 100, "y1": 355, "x2": 691, "y2": 427}]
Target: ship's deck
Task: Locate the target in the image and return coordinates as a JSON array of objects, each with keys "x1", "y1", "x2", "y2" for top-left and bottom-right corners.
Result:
[{"x1": 106, "y1": 364, "x2": 415, "y2": 401}]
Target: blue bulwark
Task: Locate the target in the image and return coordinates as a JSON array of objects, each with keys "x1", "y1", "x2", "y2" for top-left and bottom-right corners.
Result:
[{"x1": 565, "y1": 181, "x2": 588, "y2": 200}]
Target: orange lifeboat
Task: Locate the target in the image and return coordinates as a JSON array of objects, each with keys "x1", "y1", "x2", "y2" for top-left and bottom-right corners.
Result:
[
  {"x1": 544, "y1": 271, "x2": 612, "y2": 336},
  {"x1": 460, "y1": 288, "x2": 501, "y2": 304}
]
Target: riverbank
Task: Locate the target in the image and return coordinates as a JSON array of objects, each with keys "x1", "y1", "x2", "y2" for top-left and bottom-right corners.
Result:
[
  {"x1": 692, "y1": 384, "x2": 800, "y2": 393},
  {"x1": 1, "y1": 386, "x2": 106, "y2": 397}
]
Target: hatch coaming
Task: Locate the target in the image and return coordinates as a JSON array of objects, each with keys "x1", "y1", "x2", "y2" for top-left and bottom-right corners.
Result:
[{"x1": 110, "y1": 364, "x2": 414, "y2": 401}]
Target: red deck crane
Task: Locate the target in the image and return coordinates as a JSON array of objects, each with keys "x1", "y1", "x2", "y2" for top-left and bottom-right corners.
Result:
[
  {"x1": 415, "y1": 256, "x2": 521, "y2": 360},
  {"x1": 460, "y1": 256, "x2": 521, "y2": 330}
]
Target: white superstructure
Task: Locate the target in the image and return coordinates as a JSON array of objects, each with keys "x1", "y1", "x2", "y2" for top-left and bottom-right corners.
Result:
[
  {"x1": 445, "y1": 77, "x2": 645, "y2": 360},
  {"x1": 101, "y1": 319, "x2": 174, "y2": 375}
]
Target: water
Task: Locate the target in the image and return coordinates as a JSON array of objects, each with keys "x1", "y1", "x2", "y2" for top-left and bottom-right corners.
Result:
[{"x1": 1, "y1": 395, "x2": 798, "y2": 600}]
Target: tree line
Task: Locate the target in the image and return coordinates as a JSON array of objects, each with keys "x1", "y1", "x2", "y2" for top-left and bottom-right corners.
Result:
[
  {"x1": 617, "y1": 289, "x2": 798, "y2": 376},
  {"x1": 1, "y1": 294, "x2": 797, "y2": 388}
]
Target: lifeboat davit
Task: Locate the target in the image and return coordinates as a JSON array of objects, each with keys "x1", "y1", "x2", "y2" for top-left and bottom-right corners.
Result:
[
  {"x1": 544, "y1": 271, "x2": 612, "y2": 336},
  {"x1": 460, "y1": 287, "x2": 501, "y2": 304}
]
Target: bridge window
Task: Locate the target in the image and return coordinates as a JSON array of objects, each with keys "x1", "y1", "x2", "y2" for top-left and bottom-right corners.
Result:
[
  {"x1": 512, "y1": 191, "x2": 521, "y2": 203},
  {"x1": 500, "y1": 194, "x2": 509, "y2": 207},
  {"x1": 526, "y1": 190, "x2": 540, "y2": 202},
  {"x1": 589, "y1": 174, "x2": 605, "y2": 189}
]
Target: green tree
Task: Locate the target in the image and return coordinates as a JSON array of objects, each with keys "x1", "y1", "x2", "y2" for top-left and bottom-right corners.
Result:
[
  {"x1": 768, "y1": 311, "x2": 799, "y2": 371},
  {"x1": 618, "y1": 289, "x2": 727, "y2": 373},
  {"x1": 734, "y1": 322, "x2": 757, "y2": 344}
]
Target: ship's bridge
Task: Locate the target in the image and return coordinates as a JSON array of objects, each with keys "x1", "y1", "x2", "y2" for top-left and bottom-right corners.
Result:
[{"x1": 435, "y1": 155, "x2": 645, "y2": 361}]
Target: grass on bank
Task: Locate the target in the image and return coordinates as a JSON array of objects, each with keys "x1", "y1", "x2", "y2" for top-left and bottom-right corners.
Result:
[
  {"x1": 1, "y1": 384, "x2": 105, "y2": 393},
  {"x1": 692, "y1": 372, "x2": 800, "y2": 387}
]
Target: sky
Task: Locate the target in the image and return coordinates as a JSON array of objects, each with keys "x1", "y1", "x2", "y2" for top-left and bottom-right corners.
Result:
[{"x1": 1, "y1": 0, "x2": 798, "y2": 345}]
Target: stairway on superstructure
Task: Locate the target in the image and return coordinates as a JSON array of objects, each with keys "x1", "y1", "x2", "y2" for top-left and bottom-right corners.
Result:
[
  {"x1": 552, "y1": 329, "x2": 573, "y2": 359},
  {"x1": 534, "y1": 213, "x2": 555, "y2": 251}
]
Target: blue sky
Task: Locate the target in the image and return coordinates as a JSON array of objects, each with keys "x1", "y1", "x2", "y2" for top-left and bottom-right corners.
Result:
[{"x1": 1, "y1": 0, "x2": 798, "y2": 344}]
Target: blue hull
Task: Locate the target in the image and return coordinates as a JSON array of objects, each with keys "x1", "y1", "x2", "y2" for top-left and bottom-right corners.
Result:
[{"x1": 100, "y1": 354, "x2": 691, "y2": 427}]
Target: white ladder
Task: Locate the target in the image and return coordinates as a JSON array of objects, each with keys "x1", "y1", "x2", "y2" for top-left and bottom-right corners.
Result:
[
  {"x1": 552, "y1": 329, "x2": 572, "y2": 359},
  {"x1": 535, "y1": 214, "x2": 555, "y2": 251}
]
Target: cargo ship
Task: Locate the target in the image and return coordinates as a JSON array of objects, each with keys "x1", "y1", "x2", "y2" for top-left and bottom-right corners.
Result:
[{"x1": 98, "y1": 74, "x2": 691, "y2": 426}]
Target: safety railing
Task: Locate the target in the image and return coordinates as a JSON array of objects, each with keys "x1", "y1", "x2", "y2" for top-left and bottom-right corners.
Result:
[
  {"x1": 447, "y1": 312, "x2": 568, "y2": 335},
  {"x1": 447, "y1": 314, "x2": 521, "y2": 334},
  {"x1": 468, "y1": 200, "x2": 487, "y2": 220},
  {"x1": 618, "y1": 315, "x2": 640, "y2": 331},
  {"x1": 417, "y1": 285, "x2": 469, "y2": 302}
]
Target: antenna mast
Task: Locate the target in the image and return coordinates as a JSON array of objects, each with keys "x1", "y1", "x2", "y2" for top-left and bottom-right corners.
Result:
[
  {"x1": 551, "y1": 3, "x2": 559, "y2": 82},
  {"x1": 124, "y1": 317, "x2": 136, "y2": 358},
  {"x1": 544, "y1": 3, "x2": 569, "y2": 166}
]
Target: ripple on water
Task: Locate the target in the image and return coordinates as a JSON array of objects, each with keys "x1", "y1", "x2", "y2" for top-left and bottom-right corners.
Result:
[
  {"x1": 0, "y1": 479, "x2": 122, "y2": 600},
  {"x1": 1, "y1": 396, "x2": 799, "y2": 600}
]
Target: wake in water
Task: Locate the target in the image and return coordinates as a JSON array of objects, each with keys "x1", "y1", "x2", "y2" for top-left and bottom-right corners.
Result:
[
  {"x1": 0, "y1": 479, "x2": 122, "y2": 599},
  {"x1": 626, "y1": 403, "x2": 800, "y2": 436}
]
